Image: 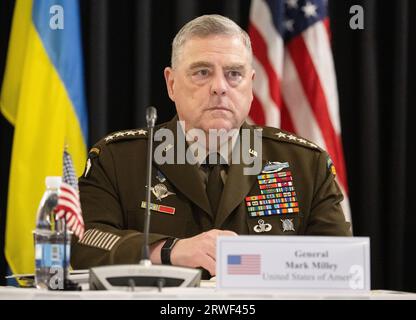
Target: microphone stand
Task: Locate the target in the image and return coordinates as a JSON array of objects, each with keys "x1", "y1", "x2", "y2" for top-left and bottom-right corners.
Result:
[{"x1": 140, "y1": 106, "x2": 156, "y2": 266}]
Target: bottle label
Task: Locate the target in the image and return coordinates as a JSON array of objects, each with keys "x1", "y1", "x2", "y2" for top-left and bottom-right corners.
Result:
[{"x1": 35, "y1": 243, "x2": 70, "y2": 269}]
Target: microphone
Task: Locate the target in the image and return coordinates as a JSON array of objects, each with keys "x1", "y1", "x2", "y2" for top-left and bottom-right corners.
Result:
[
  {"x1": 146, "y1": 106, "x2": 157, "y2": 128},
  {"x1": 89, "y1": 106, "x2": 201, "y2": 291},
  {"x1": 141, "y1": 106, "x2": 157, "y2": 264}
]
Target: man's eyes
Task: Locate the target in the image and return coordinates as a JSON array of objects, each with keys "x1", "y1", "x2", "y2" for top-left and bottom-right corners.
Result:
[
  {"x1": 191, "y1": 69, "x2": 211, "y2": 80},
  {"x1": 192, "y1": 68, "x2": 210, "y2": 75},
  {"x1": 226, "y1": 70, "x2": 243, "y2": 81},
  {"x1": 190, "y1": 69, "x2": 244, "y2": 84}
]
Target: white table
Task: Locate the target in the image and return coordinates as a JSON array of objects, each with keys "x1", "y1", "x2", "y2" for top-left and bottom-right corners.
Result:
[{"x1": 0, "y1": 283, "x2": 415, "y2": 300}]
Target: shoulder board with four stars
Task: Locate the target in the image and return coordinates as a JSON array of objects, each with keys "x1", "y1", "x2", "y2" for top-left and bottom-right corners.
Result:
[
  {"x1": 104, "y1": 129, "x2": 148, "y2": 144},
  {"x1": 257, "y1": 126, "x2": 322, "y2": 151}
]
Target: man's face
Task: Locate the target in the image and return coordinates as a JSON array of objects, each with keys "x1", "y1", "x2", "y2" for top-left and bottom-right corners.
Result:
[{"x1": 164, "y1": 34, "x2": 255, "y2": 133}]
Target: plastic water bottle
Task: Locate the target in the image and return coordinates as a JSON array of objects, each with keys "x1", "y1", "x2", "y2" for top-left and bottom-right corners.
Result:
[{"x1": 34, "y1": 176, "x2": 70, "y2": 289}]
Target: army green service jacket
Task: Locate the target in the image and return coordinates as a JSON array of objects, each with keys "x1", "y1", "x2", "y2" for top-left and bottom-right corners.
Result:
[{"x1": 71, "y1": 116, "x2": 351, "y2": 270}]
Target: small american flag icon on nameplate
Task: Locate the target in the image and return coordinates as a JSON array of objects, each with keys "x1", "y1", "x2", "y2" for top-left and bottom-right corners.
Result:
[{"x1": 227, "y1": 254, "x2": 261, "y2": 275}]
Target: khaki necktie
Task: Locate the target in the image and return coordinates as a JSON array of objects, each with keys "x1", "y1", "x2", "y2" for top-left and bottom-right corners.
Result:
[{"x1": 204, "y1": 159, "x2": 225, "y2": 216}]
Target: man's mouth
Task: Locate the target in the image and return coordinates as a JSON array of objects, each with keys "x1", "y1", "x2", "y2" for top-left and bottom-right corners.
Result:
[{"x1": 208, "y1": 106, "x2": 231, "y2": 112}]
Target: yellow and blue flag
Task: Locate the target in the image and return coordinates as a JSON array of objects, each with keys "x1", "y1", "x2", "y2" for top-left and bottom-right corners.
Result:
[{"x1": 0, "y1": 0, "x2": 88, "y2": 275}]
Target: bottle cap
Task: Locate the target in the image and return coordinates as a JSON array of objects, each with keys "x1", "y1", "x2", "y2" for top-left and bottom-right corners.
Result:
[{"x1": 45, "y1": 176, "x2": 62, "y2": 189}]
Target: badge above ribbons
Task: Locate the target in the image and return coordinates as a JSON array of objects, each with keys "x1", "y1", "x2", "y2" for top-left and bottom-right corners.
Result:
[
  {"x1": 261, "y1": 161, "x2": 289, "y2": 173},
  {"x1": 245, "y1": 162, "x2": 300, "y2": 228}
]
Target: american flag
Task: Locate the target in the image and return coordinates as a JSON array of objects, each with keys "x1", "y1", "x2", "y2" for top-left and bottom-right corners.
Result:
[
  {"x1": 54, "y1": 149, "x2": 85, "y2": 239},
  {"x1": 227, "y1": 254, "x2": 261, "y2": 275},
  {"x1": 248, "y1": 0, "x2": 350, "y2": 222}
]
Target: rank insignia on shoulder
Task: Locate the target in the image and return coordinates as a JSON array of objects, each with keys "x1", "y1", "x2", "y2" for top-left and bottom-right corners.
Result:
[
  {"x1": 104, "y1": 129, "x2": 147, "y2": 143},
  {"x1": 327, "y1": 156, "x2": 336, "y2": 176},
  {"x1": 267, "y1": 129, "x2": 320, "y2": 150}
]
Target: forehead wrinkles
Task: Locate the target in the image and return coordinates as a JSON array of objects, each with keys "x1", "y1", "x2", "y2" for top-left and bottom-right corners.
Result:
[{"x1": 175, "y1": 36, "x2": 252, "y2": 69}]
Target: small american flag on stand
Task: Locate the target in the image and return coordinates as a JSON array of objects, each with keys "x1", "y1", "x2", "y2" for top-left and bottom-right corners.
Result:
[
  {"x1": 54, "y1": 149, "x2": 85, "y2": 239},
  {"x1": 227, "y1": 254, "x2": 261, "y2": 275}
]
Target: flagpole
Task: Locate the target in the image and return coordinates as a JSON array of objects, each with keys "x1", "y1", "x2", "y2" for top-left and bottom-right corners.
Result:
[
  {"x1": 63, "y1": 145, "x2": 68, "y2": 290},
  {"x1": 63, "y1": 218, "x2": 67, "y2": 289}
]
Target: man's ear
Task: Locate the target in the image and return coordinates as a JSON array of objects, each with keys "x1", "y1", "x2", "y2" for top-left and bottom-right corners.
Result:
[{"x1": 164, "y1": 67, "x2": 175, "y2": 102}]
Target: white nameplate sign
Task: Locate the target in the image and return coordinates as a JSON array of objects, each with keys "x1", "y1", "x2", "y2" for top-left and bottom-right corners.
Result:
[{"x1": 217, "y1": 236, "x2": 370, "y2": 291}]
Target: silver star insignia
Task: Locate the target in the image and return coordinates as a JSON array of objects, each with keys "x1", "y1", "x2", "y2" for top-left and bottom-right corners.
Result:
[
  {"x1": 297, "y1": 138, "x2": 307, "y2": 144},
  {"x1": 137, "y1": 129, "x2": 147, "y2": 135},
  {"x1": 275, "y1": 132, "x2": 287, "y2": 138},
  {"x1": 287, "y1": 134, "x2": 297, "y2": 140},
  {"x1": 104, "y1": 135, "x2": 114, "y2": 142}
]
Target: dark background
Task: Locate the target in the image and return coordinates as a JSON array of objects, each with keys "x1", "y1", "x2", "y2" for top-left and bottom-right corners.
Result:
[{"x1": 1, "y1": 0, "x2": 415, "y2": 291}]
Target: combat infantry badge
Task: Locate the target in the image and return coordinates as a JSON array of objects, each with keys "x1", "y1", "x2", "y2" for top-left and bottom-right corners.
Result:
[
  {"x1": 281, "y1": 218, "x2": 295, "y2": 232},
  {"x1": 261, "y1": 161, "x2": 289, "y2": 174}
]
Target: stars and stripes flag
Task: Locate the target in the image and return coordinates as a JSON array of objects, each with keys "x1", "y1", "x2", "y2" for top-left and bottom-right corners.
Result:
[
  {"x1": 227, "y1": 254, "x2": 261, "y2": 275},
  {"x1": 248, "y1": 0, "x2": 351, "y2": 222},
  {"x1": 54, "y1": 150, "x2": 85, "y2": 239}
]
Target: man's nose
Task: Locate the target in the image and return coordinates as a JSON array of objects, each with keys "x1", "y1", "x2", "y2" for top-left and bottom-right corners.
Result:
[{"x1": 210, "y1": 73, "x2": 227, "y2": 96}]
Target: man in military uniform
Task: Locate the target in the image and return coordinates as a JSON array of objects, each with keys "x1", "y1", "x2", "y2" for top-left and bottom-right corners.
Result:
[{"x1": 71, "y1": 14, "x2": 351, "y2": 277}]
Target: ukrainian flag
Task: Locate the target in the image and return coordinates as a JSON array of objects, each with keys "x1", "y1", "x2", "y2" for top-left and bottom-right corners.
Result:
[{"x1": 0, "y1": 0, "x2": 88, "y2": 276}]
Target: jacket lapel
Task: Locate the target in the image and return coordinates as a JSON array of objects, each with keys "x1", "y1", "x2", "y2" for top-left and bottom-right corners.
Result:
[
  {"x1": 215, "y1": 123, "x2": 267, "y2": 227},
  {"x1": 153, "y1": 117, "x2": 212, "y2": 217}
]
